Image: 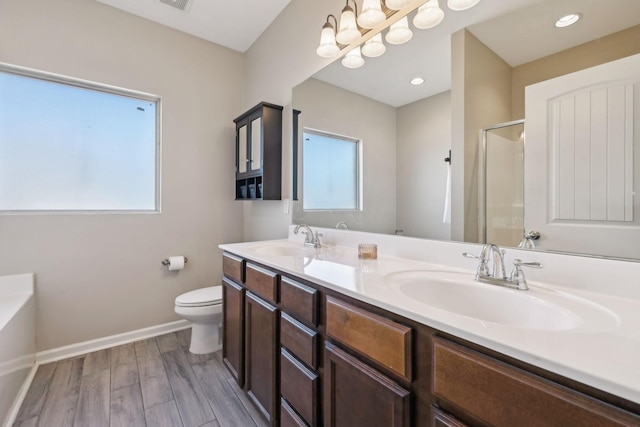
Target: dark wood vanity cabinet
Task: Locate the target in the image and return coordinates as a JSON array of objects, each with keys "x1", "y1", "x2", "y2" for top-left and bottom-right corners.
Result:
[
  {"x1": 233, "y1": 102, "x2": 283, "y2": 200},
  {"x1": 221, "y1": 253, "x2": 640, "y2": 427},
  {"x1": 245, "y1": 291, "x2": 280, "y2": 426}
]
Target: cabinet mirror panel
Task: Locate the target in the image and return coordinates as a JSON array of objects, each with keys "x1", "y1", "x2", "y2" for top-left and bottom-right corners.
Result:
[
  {"x1": 238, "y1": 125, "x2": 247, "y2": 174},
  {"x1": 251, "y1": 117, "x2": 262, "y2": 172},
  {"x1": 292, "y1": 0, "x2": 640, "y2": 260}
]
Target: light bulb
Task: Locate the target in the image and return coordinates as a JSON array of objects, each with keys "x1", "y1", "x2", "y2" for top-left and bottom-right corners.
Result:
[
  {"x1": 361, "y1": 33, "x2": 386, "y2": 58},
  {"x1": 316, "y1": 23, "x2": 340, "y2": 57},
  {"x1": 385, "y1": 16, "x2": 413, "y2": 45},
  {"x1": 385, "y1": 0, "x2": 413, "y2": 10},
  {"x1": 447, "y1": 0, "x2": 481, "y2": 11},
  {"x1": 342, "y1": 47, "x2": 365, "y2": 68},
  {"x1": 336, "y1": 5, "x2": 360, "y2": 45},
  {"x1": 414, "y1": 0, "x2": 444, "y2": 29},
  {"x1": 358, "y1": 0, "x2": 386, "y2": 29}
]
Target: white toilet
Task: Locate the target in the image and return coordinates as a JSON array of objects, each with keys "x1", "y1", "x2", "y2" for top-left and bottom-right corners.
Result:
[{"x1": 174, "y1": 286, "x2": 223, "y2": 354}]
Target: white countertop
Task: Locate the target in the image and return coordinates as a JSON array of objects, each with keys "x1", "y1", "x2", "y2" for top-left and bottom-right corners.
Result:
[{"x1": 220, "y1": 233, "x2": 640, "y2": 406}]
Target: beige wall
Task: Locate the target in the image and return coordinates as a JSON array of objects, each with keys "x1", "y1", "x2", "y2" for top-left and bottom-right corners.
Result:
[
  {"x1": 0, "y1": 0, "x2": 244, "y2": 350},
  {"x1": 292, "y1": 79, "x2": 397, "y2": 234},
  {"x1": 512, "y1": 25, "x2": 640, "y2": 119},
  {"x1": 397, "y1": 91, "x2": 452, "y2": 240},
  {"x1": 451, "y1": 30, "x2": 512, "y2": 243}
]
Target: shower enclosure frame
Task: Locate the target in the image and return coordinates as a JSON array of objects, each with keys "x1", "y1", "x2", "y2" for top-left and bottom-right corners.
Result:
[{"x1": 479, "y1": 119, "x2": 525, "y2": 245}]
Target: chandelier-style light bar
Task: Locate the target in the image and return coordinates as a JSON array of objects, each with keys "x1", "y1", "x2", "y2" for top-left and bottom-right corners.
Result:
[{"x1": 316, "y1": 0, "x2": 481, "y2": 69}]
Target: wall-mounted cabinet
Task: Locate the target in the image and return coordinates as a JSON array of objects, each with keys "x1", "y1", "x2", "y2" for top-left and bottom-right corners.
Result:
[{"x1": 234, "y1": 102, "x2": 283, "y2": 200}]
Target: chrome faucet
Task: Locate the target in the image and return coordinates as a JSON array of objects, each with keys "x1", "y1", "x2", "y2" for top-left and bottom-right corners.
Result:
[
  {"x1": 294, "y1": 224, "x2": 322, "y2": 248},
  {"x1": 463, "y1": 243, "x2": 541, "y2": 290},
  {"x1": 478, "y1": 243, "x2": 507, "y2": 280},
  {"x1": 335, "y1": 222, "x2": 349, "y2": 230}
]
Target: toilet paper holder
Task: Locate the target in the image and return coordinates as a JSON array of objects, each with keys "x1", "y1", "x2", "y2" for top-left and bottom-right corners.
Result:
[{"x1": 161, "y1": 257, "x2": 188, "y2": 266}]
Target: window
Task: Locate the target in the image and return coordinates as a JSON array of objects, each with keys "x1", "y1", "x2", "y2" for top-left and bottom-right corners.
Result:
[
  {"x1": 0, "y1": 63, "x2": 160, "y2": 212},
  {"x1": 303, "y1": 130, "x2": 361, "y2": 210}
]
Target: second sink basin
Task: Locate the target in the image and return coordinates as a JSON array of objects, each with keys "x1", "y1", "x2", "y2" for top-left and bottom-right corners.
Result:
[{"x1": 384, "y1": 270, "x2": 618, "y2": 332}]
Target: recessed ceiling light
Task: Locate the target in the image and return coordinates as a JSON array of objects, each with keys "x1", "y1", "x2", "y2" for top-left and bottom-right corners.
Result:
[
  {"x1": 555, "y1": 13, "x2": 582, "y2": 28},
  {"x1": 410, "y1": 77, "x2": 425, "y2": 85}
]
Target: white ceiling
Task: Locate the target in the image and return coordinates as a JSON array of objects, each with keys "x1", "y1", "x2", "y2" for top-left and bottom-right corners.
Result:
[{"x1": 95, "y1": 0, "x2": 292, "y2": 52}]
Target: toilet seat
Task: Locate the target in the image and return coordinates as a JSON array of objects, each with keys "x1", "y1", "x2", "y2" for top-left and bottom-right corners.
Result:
[{"x1": 175, "y1": 286, "x2": 222, "y2": 307}]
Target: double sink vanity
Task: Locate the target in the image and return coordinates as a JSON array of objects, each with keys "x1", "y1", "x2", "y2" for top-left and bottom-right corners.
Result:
[{"x1": 219, "y1": 227, "x2": 640, "y2": 427}]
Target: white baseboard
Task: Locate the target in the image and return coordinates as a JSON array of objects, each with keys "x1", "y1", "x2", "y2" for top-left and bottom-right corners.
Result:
[
  {"x1": 5, "y1": 319, "x2": 190, "y2": 427},
  {"x1": 36, "y1": 319, "x2": 190, "y2": 364}
]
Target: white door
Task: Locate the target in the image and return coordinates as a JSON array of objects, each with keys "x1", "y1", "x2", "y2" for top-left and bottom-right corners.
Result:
[{"x1": 524, "y1": 53, "x2": 640, "y2": 259}]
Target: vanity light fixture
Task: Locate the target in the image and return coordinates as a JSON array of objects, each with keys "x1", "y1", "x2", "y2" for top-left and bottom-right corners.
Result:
[
  {"x1": 316, "y1": 0, "x2": 482, "y2": 68},
  {"x1": 358, "y1": 0, "x2": 386, "y2": 29},
  {"x1": 362, "y1": 33, "x2": 386, "y2": 57},
  {"x1": 410, "y1": 76, "x2": 425, "y2": 85},
  {"x1": 413, "y1": 0, "x2": 444, "y2": 29},
  {"x1": 316, "y1": 15, "x2": 340, "y2": 58},
  {"x1": 342, "y1": 46, "x2": 365, "y2": 68},
  {"x1": 447, "y1": 0, "x2": 481, "y2": 11},
  {"x1": 555, "y1": 13, "x2": 582, "y2": 28},
  {"x1": 386, "y1": 16, "x2": 413, "y2": 45},
  {"x1": 336, "y1": 0, "x2": 361, "y2": 45}
]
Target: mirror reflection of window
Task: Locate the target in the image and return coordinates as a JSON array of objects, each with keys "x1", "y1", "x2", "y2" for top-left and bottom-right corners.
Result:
[{"x1": 303, "y1": 130, "x2": 360, "y2": 211}]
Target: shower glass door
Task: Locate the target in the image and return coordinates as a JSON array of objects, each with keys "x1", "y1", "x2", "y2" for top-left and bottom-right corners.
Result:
[{"x1": 482, "y1": 120, "x2": 525, "y2": 247}]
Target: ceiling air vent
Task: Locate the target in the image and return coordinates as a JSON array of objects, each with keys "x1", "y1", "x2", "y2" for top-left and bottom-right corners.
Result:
[{"x1": 159, "y1": 0, "x2": 190, "y2": 12}]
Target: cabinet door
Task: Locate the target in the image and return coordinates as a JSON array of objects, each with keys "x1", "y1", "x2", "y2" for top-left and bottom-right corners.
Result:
[
  {"x1": 250, "y1": 116, "x2": 262, "y2": 172},
  {"x1": 222, "y1": 277, "x2": 244, "y2": 387},
  {"x1": 432, "y1": 338, "x2": 640, "y2": 427},
  {"x1": 324, "y1": 342, "x2": 410, "y2": 427},
  {"x1": 245, "y1": 291, "x2": 279, "y2": 426}
]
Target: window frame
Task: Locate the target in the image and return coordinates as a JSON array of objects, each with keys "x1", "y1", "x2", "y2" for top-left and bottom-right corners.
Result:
[
  {"x1": 302, "y1": 128, "x2": 363, "y2": 212},
  {"x1": 0, "y1": 62, "x2": 162, "y2": 215}
]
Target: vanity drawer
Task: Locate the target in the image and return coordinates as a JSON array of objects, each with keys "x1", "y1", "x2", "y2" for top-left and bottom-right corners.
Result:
[
  {"x1": 431, "y1": 406, "x2": 468, "y2": 427},
  {"x1": 325, "y1": 296, "x2": 412, "y2": 380},
  {"x1": 222, "y1": 252, "x2": 244, "y2": 284},
  {"x1": 280, "y1": 277, "x2": 319, "y2": 327},
  {"x1": 281, "y1": 398, "x2": 308, "y2": 427},
  {"x1": 281, "y1": 349, "x2": 318, "y2": 427},
  {"x1": 245, "y1": 263, "x2": 278, "y2": 303},
  {"x1": 281, "y1": 312, "x2": 318, "y2": 370},
  {"x1": 432, "y1": 338, "x2": 640, "y2": 427}
]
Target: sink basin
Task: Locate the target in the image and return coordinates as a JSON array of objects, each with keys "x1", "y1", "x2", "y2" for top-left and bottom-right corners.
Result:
[
  {"x1": 384, "y1": 270, "x2": 618, "y2": 331},
  {"x1": 247, "y1": 242, "x2": 316, "y2": 257}
]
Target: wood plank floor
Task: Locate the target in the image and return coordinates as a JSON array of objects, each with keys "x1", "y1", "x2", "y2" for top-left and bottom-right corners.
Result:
[{"x1": 14, "y1": 329, "x2": 268, "y2": 427}]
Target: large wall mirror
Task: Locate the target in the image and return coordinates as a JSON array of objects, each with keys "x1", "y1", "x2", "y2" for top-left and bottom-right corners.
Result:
[{"x1": 292, "y1": 0, "x2": 640, "y2": 260}]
